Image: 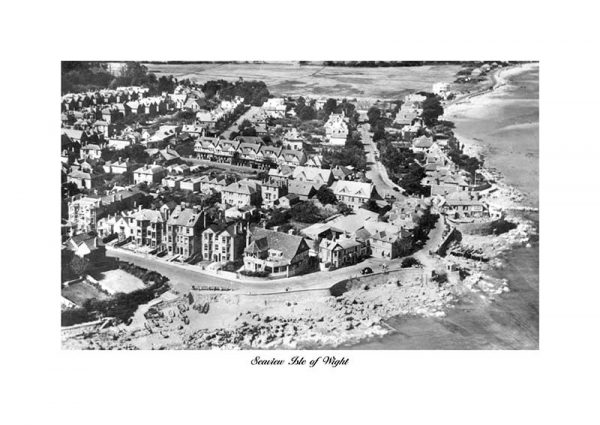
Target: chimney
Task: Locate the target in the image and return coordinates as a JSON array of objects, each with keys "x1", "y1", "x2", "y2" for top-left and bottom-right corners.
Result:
[
  {"x1": 203, "y1": 211, "x2": 207, "y2": 228},
  {"x1": 138, "y1": 205, "x2": 142, "y2": 212}
]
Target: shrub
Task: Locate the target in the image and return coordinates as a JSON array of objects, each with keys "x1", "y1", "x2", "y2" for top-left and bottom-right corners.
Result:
[
  {"x1": 240, "y1": 270, "x2": 270, "y2": 278},
  {"x1": 61, "y1": 307, "x2": 96, "y2": 327},
  {"x1": 401, "y1": 257, "x2": 421, "y2": 268}
]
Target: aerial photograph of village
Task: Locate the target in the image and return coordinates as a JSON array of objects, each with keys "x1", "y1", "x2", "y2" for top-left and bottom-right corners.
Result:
[{"x1": 60, "y1": 60, "x2": 539, "y2": 350}]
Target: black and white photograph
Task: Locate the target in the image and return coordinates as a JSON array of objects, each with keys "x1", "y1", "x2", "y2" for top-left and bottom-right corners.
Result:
[
  {"x1": 60, "y1": 60, "x2": 539, "y2": 350},
  {"x1": 4, "y1": 1, "x2": 600, "y2": 424}
]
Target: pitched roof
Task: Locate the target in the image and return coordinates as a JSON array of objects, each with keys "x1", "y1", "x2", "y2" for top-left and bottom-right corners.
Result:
[
  {"x1": 166, "y1": 206, "x2": 202, "y2": 227},
  {"x1": 246, "y1": 228, "x2": 308, "y2": 260},
  {"x1": 292, "y1": 166, "x2": 332, "y2": 183},
  {"x1": 288, "y1": 180, "x2": 318, "y2": 197},
  {"x1": 330, "y1": 181, "x2": 373, "y2": 198}
]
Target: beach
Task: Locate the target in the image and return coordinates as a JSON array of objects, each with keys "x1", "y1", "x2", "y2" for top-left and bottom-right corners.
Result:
[
  {"x1": 349, "y1": 63, "x2": 540, "y2": 349},
  {"x1": 444, "y1": 63, "x2": 539, "y2": 208}
]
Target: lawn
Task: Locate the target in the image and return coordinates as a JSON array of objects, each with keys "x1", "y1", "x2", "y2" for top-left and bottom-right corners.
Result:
[
  {"x1": 62, "y1": 281, "x2": 110, "y2": 307},
  {"x1": 94, "y1": 269, "x2": 146, "y2": 295}
]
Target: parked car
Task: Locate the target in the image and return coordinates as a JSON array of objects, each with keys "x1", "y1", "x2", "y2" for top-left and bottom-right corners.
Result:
[
  {"x1": 361, "y1": 267, "x2": 373, "y2": 275},
  {"x1": 393, "y1": 186, "x2": 400, "y2": 192}
]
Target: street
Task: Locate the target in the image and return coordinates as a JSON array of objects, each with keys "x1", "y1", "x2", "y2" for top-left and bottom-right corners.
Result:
[{"x1": 359, "y1": 124, "x2": 406, "y2": 200}]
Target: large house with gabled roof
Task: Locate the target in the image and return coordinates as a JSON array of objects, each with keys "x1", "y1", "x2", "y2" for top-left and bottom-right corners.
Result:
[
  {"x1": 330, "y1": 180, "x2": 375, "y2": 211},
  {"x1": 243, "y1": 228, "x2": 312, "y2": 277}
]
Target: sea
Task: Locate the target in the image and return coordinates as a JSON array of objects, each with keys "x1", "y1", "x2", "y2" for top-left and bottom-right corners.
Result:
[{"x1": 347, "y1": 63, "x2": 540, "y2": 349}]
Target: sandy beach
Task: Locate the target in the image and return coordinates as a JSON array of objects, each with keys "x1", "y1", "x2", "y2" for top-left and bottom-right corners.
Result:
[{"x1": 443, "y1": 63, "x2": 539, "y2": 208}]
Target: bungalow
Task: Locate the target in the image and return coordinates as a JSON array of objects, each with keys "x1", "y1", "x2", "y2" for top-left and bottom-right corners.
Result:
[
  {"x1": 161, "y1": 175, "x2": 184, "y2": 190},
  {"x1": 282, "y1": 128, "x2": 304, "y2": 151},
  {"x1": 243, "y1": 228, "x2": 312, "y2": 277},
  {"x1": 64, "y1": 232, "x2": 105, "y2": 260},
  {"x1": 107, "y1": 138, "x2": 133, "y2": 150}
]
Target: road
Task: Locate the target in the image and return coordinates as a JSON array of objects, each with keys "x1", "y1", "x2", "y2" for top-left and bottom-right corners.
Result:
[
  {"x1": 220, "y1": 106, "x2": 261, "y2": 139},
  {"x1": 359, "y1": 124, "x2": 406, "y2": 200},
  {"x1": 108, "y1": 246, "x2": 409, "y2": 295}
]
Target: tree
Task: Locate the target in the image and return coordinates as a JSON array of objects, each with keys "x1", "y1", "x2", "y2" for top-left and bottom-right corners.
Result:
[
  {"x1": 421, "y1": 94, "x2": 444, "y2": 126},
  {"x1": 336, "y1": 202, "x2": 353, "y2": 216},
  {"x1": 367, "y1": 107, "x2": 381, "y2": 126},
  {"x1": 289, "y1": 202, "x2": 323, "y2": 223},
  {"x1": 323, "y1": 98, "x2": 337, "y2": 117},
  {"x1": 70, "y1": 255, "x2": 89, "y2": 276},
  {"x1": 316, "y1": 186, "x2": 337, "y2": 205}
]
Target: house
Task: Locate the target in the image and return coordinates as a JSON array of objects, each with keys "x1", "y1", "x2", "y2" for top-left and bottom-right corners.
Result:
[
  {"x1": 213, "y1": 139, "x2": 240, "y2": 163},
  {"x1": 196, "y1": 110, "x2": 218, "y2": 128},
  {"x1": 107, "y1": 158, "x2": 133, "y2": 175},
  {"x1": 324, "y1": 113, "x2": 348, "y2": 145},
  {"x1": 412, "y1": 135, "x2": 434, "y2": 153},
  {"x1": 439, "y1": 192, "x2": 489, "y2": 219},
  {"x1": 287, "y1": 180, "x2": 318, "y2": 201},
  {"x1": 68, "y1": 197, "x2": 103, "y2": 233},
  {"x1": 276, "y1": 193, "x2": 300, "y2": 209},
  {"x1": 424, "y1": 169, "x2": 470, "y2": 196},
  {"x1": 282, "y1": 128, "x2": 304, "y2": 151},
  {"x1": 291, "y1": 166, "x2": 334, "y2": 186},
  {"x1": 319, "y1": 235, "x2": 366, "y2": 268},
  {"x1": 243, "y1": 228, "x2": 312, "y2": 277},
  {"x1": 221, "y1": 179, "x2": 261, "y2": 208},
  {"x1": 261, "y1": 98, "x2": 287, "y2": 118},
  {"x1": 305, "y1": 154, "x2": 323, "y2": 168},
  {"x1": 146, "y1": 126, "x2": 178, "y2": 149},
  {"x1": 362, "y1": 221, "x2": 405, "y2": 259},
  {"x1": 161, "y1": 175, "x2": 184, "y2": 189},
  {"x1": 131, "y1": 208, "x2": 167, "y2": 249},
  {"x1": 394, "y1": 107, "x2": 421, "y2": 126},
  {"x1": 62, "y1": 128, "x2": 88, "y2": 145},
  {"x1": 180, "y1": 176, "x2": 204, "y2": 192},
  {"x1": 258, "y1": 145, "x2": 282, "y2": 165},
  {"x1": 158, "y1": 147, "x2": 181, "y2": 165},
  {"x1": 64, "y1": 232, "x2": 105, "y2": 259},
  {"x1": 201, "y1": 220, "x2": 246, "y2": 263},
  {"x1": 194, "y1": 136, "x2": 222, "y2": 159},
  {"x1": 237, "y1": 141, "x2": 263, "y2": 164},
  {"x1": 268, "y1": 165, "x2": 294, "y2": 183},
  {"x1": 433, "y1": 82, "x2": 451, "y2": 99},
  {"x1": 199, "y1": 176, "x2": 229, "y2": 193},
  {"x1": 261, "y1": 179, "x2": 288, "y2": 208},
  {"x1": 331, "y1": 165, "x2": 354, "y2": 181},
  {"x1": 67, "y1": 170, "x2": 102, "y2": 190},
  {"x1": 165, "y1": 204, "x2": 207, "y2": 260},
  {"x1": 133, "y1": 164, "x2": 166, "y2": 185},
  {"x1": 278, "y1": 149, "x2": 306, "y2": 167},
  {"x1": 107, "y1": 138, "x2": 134, "y2": 150},
  {"x1": 330, "y1": 181, "x2": 375, "y2": 211},
  {"x1": 80, "y1": 144, "x2": 103, "y2": 160}
]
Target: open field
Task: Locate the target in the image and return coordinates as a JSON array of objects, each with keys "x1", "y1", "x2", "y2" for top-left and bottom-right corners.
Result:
[
  {"x1": 62, "y1": 281, "x2": 110, "y2": 306},
  {"x1": 94, "y1": 269, "x2": 146, "y2": 294},
  {"x1": 145, "y1": 62, "x2": 462, "y2": 99}
]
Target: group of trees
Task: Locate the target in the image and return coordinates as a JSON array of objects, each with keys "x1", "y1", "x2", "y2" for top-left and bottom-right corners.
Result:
[
  {"x1": 61, "y1": 62, "x2": 179, "y2": 96},
  {"x1": 418, "y1": 92, "x2": 444, "y2": 126},
  {"x1": 101, "y1": 144, "x2": 149, "y2": 164},
  {"x1": 202, "y1": 79, "x2": 270, "y2": 106},
  {"x1": 446, "y1": 137, "x2": 483, "y2": 178},
  {"x1": 322, "y1": 131, "x2": 367, "y2": 170}
]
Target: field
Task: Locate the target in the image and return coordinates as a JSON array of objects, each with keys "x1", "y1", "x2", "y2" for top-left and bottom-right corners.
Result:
[
  {"x1": 94, "y1": 269, "x2": 146, "y2": 295},
  {"x1": 144, "y1": 62, "x2": 462, "y2": 100}
]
